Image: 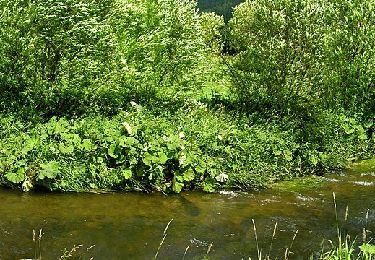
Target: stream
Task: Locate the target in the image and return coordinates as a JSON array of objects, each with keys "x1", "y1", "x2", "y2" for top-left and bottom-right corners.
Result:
[{"x1": 0, "y1": 163, "x2": 374, "y2": 259}]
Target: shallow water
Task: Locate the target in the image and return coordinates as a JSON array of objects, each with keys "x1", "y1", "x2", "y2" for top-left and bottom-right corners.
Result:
[{"x1": 0, "y1": 167, "x2": 374, "y2": 259}]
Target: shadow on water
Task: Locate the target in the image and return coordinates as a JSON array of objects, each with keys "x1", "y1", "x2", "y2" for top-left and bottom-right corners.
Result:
[
  {"x1": 177, "y1": 194, "x2": 201, "y2": 217},
  {"x1": 0, "y1": 165, "x2": 374, "y2": 259}
]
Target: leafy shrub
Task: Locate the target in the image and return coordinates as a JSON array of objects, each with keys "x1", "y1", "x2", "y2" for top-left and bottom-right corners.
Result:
[
  {"x1": 228, "y1": 0, "x2": 375, "y2": 119},
  {"x1": 0, "y1": 106, "x2": 225, "y2": 192},
  {"x1": 228, "y1": 0, "x2": 320, "y2": 115},
  {"x1": 1, "y1": 0, "x2": 374, "y2": 194},
  {"x1": 0, "y1": 0, "x2": 206, "y2": 116},
  {"x1": 319, "y1": 0, "x2": 375, "y2": 117},
  {"x1": 298, "y1": 111, "x2": 372, "y2": 173},
  {"x1": 2, "y1": 100, "x2": 372, "y2": 193},
  {"x1": 200, "y1": 12, "x2": 225, "y2": 54},
  {"x1": 0, "y1": 0, "x2": 116, "y2": 115},
  {"x1": 110, "y1": 0, "x2": 205, "y2": 99}
]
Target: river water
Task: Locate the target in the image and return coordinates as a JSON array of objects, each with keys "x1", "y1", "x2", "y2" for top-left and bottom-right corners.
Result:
[{"x1": 0, "y1": 163, "x2": 374, "y2": 259}]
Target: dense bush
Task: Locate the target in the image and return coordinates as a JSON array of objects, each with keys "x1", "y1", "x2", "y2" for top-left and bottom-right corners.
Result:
[
  {"x1": 0, "y1": 0, "x2": 116, "y2": 116},
  {"x1": 224, "y1": 0, "x2": 375, "y2": 181},
  {"x1": 200, "y1": 12, "x2": 225, "y2": 54},
  {"x1": 319, "y1": 0, "x2": 375, "y2": 117},
  {"x1": 109, "y1": 0, "x2": 205, "y2": 102},
  {"x1": 228, "y1": 0, "x2": 319, "y2": 115},
  {"x1": 0, "y1": 0, "x2": 205, "y2": 116},
  {"x1": 1, "y1": 104, "x2": 373, "y2": 192},
  {"x1": 228, "y1": 0, "x2": 375, "y2": 119}
]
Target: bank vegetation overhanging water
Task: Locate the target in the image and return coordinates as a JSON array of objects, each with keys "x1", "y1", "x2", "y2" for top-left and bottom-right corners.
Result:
[{"x1": 0, "y1": 0, "x2": 374, "y2": 193}]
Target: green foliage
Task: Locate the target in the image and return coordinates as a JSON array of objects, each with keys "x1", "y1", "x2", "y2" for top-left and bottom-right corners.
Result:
[
  {"x1": 320, "y1": 241, "x2": 375, "y2": 260},
  {"x1": 38, "y1": 161, "x2": 60, "y2": 180},
  {"x1": 228, "y1": 0, "x2": 375, "y2": 119},
  {"x1": 0, "y1": 0, "x2": 116, "y2": 115},
  {"x1": 360, "y1": 244, "x2": 375, "y2": 257},
  {"x1": 5, "y1": 168, "x2": 25, "y2": 184},
  {"x1": 319, "y1": 0, "x2": 375, "y2": 116},
  {"x1": 228, "y1": 0, "x2": 323, "y2": 115},
  {"x1": 298, "y1": 112, "x2": 373, "y2": 172},
  {"x1": 200, "y1": 12, "x2": 225, "y2": 53},
  {"x1": 1, "y1": 0, "x2": 375, "y2": 193},
  {"x1": 110, "y1": 0, "x2": 205, "y2": 98},
  {"x1": 0, "y1": 106, "x2": 230, "y2": 192},
  {"x1": 3, "y1": 98, "x2": 372, "y2": 192},
  {"x1": 0, "y1": 0, "x2": 206, "y2": 116},
  {"x1": 221, "y1": 0, "x2": 375, "y2": 186}
]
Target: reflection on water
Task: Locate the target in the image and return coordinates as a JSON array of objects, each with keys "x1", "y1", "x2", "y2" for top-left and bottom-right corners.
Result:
[{"x1": 0, "y1": 169, "x2": 374, "y2": 259}]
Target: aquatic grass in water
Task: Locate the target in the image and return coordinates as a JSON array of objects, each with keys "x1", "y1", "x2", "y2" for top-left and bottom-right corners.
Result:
[
  {"x1": 249, "y1": 219, "x2": 298, "y2": 260},
  {"x1": 33, "y1": 229, "x2": 42, "y2": 260},
  {"x1": 21, "y1": 229, "x2": 42, "y2": 260},
  {"x1": 246, "y1": 193, "x2": 375, "y2": 260},
  {"x1": 318, "y1": 193, "x2": 375, "y2": 260},
  {"x1": 22, "y1": 229, "x2": 95, "y2": 260},
  {"x1": 154, "y1": 218, "x2": 213, "y2": 259},
  {"x1": 319, "y1": 239, "x2": 375, "y2": 259},
  {"x1": 154, "y1": 218, "x2": 173, "y2": 259}
]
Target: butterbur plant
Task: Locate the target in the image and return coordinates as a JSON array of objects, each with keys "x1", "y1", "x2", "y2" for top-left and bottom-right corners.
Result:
[{"x1": 0, "y1": 110, "x2": 229, "y2": 193}]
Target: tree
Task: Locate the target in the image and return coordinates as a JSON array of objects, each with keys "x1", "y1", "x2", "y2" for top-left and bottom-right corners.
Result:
[
  {"x1": 227, "y1": 0, "x2": 375, "y2": 120},
  {"x1": 0, "y1": 0, "x2": 115, "y2": 115},
  {"x1": 109, "y1": 0, "x2": 205, "y2": 101},
  {"x1": 0, "y1": 0, "x2": 206, "y2": 115},
  {"x1": 200, "y1": 12, "x2": 225, "y2": 54}
]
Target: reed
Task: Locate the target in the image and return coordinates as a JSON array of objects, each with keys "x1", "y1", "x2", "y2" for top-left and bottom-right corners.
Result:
[
  {"x1": 249, "y1": 219, "x2": 298, "y2": 260},
  {"x1": 33, "y1": 229, "x2": 42, "y2": 260},
  {"x1": 318, "y1": 193, "x2": 375, "y2": 260},
  {"x1": 154, "y1": 218, "x2": 174, "y2": 260}
]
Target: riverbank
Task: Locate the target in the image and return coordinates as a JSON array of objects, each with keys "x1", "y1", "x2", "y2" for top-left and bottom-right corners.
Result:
[
  {"x1": 1, "y1": 0, "x2": 374, "y2": 193},
  {"x1": 0, "y1": 108, "x2": 374, "y2": 193}
]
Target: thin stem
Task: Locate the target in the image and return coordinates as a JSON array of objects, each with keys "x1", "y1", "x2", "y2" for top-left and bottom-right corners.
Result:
[
  {"x1": 268, "y1": 222, "x2": 278, "y2": 257},
  {"x1": 154, "y1": 219, "x2": 173, "y2": 260},
  {"x1": 333, "y1": 192, "x2": 341, "y2": 249},
  {"x1": 252, "y1": 219, "x2": 261, "y2": 260},
  {"x1": 284, "y1": 230, "x2": 298, "y2": 260},
  {"x1": 182, "y1": 246, "x2": 189, "y2": 260}
]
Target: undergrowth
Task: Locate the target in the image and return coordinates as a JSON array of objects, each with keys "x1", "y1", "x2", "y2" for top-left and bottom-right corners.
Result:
[
  {"x1": 1, "y1": 103, "x2": 372, "y2": 192},
  {"x1": 0, "y1": 0, "x2": 374, "y2": 192}
]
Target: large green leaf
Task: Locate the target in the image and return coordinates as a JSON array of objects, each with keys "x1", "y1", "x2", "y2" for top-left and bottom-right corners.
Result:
[
  {"x1": 21, "y1": 137, "x2": 38, "y2": 155},
  {"x1": 143, "y1": 152, "x2": 153, "y2": 166},
  {"x1": 59, "y1": 142, "x2": 74, "y2": 154},
  {"x1": 81, "y1": 139, "x2": 95, "y2": 151},
  {"x1": 38, "y1": 161, "x2": 60, "y2": 180},
  {"x1": 173, "y1": 180, "x2": 184, "y2": 193},
  {"x1": 5, "y1": 168, "x2": 25, "y2": 184},
  {"x1": 183, "y1": 168, "x2": 195, "y2": 182},
  {"x1": 121, "y1": 169, "x2": 133, "y2": 180},
  {"x1": 108, "y1": 143, "x2": 118, "y2": 158},
  {"x1": 157, "y1": 151, "x2": 168, "y2": 164}
]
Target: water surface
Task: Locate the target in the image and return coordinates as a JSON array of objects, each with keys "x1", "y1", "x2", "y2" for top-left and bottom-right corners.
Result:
[{"x1": 0, "y1": 166, "x2": 374, "y2": 259}]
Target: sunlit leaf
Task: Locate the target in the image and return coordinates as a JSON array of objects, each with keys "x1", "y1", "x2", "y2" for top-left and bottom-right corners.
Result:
[
  {"x1": 5, "y1": 168, "x2": 25, "y2": 184},
  {"x1": 38, "y1": 161, "x2": 60, "y2": 180},
  {"x1": 360, "y1": 243, "x2": 375, "y2": 255},
  {"x1": 121, "y1": 169, "x2": 133, "y2": 180},
  {"x1": 108, "y1": 143, "x2": 118, "y2": 158}
]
